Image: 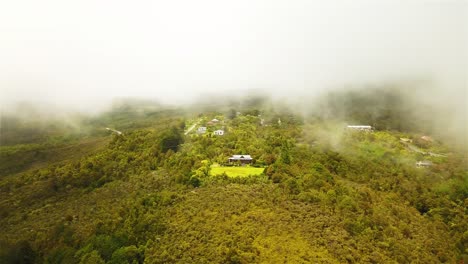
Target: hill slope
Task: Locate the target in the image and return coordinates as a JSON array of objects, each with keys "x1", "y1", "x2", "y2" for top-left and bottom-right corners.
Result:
[{"x1": 0, "y1": 100, "x2": 466, "y2": 263}]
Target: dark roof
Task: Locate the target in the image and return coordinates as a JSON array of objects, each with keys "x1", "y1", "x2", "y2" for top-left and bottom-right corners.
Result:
[{"x1": 229, "y1": 155, "x2": 252, "y2": 160}]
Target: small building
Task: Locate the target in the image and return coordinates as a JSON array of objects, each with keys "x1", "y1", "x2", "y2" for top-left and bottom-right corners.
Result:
[
  {"x1": 416, "y1": 161, "x2": 432, "y2": 168},
  {"x1": 206, "y1": 121, "x2": 215, "y2": 126},
  {"x1": 197, "y1": 127, "x2": 207, "y2": 134},
  {"x1": 400, "y1": 138, "x2": 413, "y2": 143},
  {"x1": 421, "y1": 136, "x2": 433, "y2": 142},
  {"x1": 347, "y1": 125, "x2": 373, "y2": 131},
  {"x1": 213, "y1": 130, "x2": 224, "y2": 136},
  {"x1": 211, "y1": 118, "x2": 220, "y2": 123},
  {"x1": 228, "y1": 155, "x2": 253, "y2": 165}
]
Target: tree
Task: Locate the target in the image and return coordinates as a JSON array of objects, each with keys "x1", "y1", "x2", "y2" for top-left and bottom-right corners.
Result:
[
  {"x1": 227, "y1": 109, "x2": 237, "y2": 120},
  {"x1": 160, "y1": 127, "x2": 183, "y2": 153},
  {"x1": 0, "y1": 241, "x2": 37, "y2": 264},
  {"x1": 109, "y1": 245, "x2": 141, "y2": 264},
  {"x1": 279, "y1": 142, "x2": 291, "y2": 165},
  {"x1": 79, "y1": 250, "x2": 105, "y2": 264}
]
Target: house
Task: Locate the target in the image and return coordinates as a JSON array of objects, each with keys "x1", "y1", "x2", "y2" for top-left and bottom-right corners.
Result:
[
  {"x1": 211, "y1": 118, "x2": 220, "y2": 123},
  {"x1": 228, "y1": 155, "x2": 253, "y2": 165},
  {"x1": 400, "y1": 138, "x2": 413, "y2": 143},
  {"x1": 213, "y1": 130, "x2": 224, "y2": 136},
  {"x1": 416, "y1": 161, "x2": 432, "y2": 168},
  {"x1": 197, "y1": 127, "x2": 207, "y2": 134},
  {"x1": 347, "y1": 125, "x2": 373, "y2": 131},
  {"x1": 206, "y1": 121, "x2": 215, "y2": 126},
  {"x1": 421, "y1": 136, "x2": 433, "y2": 142}
]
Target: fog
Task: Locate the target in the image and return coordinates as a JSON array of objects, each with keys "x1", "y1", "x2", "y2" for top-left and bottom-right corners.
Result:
[{"x1": 0, "y1": 1, "x2": 466, "y2": 124}]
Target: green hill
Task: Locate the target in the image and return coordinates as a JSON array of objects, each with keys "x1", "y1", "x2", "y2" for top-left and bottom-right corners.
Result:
[{"x1": 0, "y1": 98, "x2": 466, "y2": 263}]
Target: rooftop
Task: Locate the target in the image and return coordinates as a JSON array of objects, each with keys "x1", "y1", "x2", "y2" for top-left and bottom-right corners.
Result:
[{"x1": 229, "y1": 155, "x2": 252, "y2": 160}]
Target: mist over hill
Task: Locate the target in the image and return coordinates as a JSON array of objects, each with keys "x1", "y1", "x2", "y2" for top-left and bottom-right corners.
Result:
[
  {"x1": 0, "y1": 0, "x2": 467, "y2": 263},
  {"x1": 1, "y1": 95, "x2": 467, "y2": 262},
  {"x1": 3, "y1": 80, "x2": 466, "y2": 150}
]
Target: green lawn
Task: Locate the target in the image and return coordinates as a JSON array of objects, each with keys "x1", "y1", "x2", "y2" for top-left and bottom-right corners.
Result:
[{"x1": 210, "y1": 165, "x2": 265, "y2": 177}]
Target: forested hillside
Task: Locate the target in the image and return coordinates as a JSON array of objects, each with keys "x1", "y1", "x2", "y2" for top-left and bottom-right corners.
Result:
[{"x1": 0, "y1": 94, "x2": 467, "y2": 263}]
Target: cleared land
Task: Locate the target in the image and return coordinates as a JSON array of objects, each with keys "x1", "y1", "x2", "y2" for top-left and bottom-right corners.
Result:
[{"x1": 210, "y1": 165, "x2": 264, "y2": 177}]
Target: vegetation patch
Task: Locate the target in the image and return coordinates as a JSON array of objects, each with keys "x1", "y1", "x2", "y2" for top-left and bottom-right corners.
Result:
[
  {"x1": 210, "y1": 164, "x2": 264, "y2": 177},
  {"x1": 1, "y1": 95, "x2": 467, "y2": 263}
]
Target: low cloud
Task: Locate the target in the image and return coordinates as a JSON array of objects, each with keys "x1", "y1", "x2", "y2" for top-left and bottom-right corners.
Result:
[{"x1": 0, "y1": 1, "x2": 466, "y2": 144}]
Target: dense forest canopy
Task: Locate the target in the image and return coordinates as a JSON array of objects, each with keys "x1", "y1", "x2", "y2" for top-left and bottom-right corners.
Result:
[{"x1": 0, "y1": 89, "x2": 467, "y2": 263}]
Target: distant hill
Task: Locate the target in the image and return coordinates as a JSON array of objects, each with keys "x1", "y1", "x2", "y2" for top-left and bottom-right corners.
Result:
[{"x1": 0, "y1": 95, "x2": 466, "y2": 263}]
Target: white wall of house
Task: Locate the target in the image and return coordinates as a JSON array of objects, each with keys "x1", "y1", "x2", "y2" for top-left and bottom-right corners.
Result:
[{"x1": 214, "y1": 130, "x2": 224, "y2": 136}]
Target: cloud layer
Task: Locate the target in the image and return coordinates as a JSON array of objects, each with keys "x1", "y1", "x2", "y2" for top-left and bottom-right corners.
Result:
[{"x1": 0, "y1": 0, "x2": 466, "y2": 112}]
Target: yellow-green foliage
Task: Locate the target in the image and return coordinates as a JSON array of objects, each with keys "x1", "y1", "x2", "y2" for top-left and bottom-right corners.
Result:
[{"x1": 1, "y1": 103, "x2": 467, "y2": 263}]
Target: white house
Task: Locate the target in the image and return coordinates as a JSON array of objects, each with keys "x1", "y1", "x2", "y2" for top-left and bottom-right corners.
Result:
[
  {"x1": 197, "y1": 126, "x2": 207, "y2": 134},
  {"x1": 347, "y1": 125, "x2": 373, "y2": 131},
  {"x1": 228, "y1": 155, "x2": 253, "y2": 164},
  {"x1": 213, "y1": 130, "x2": 224, "y2": 136},
  {"x1": 416, "y1": 161, "x2": 432, "y2": 167},
  {"x1": 211, "y1": 118, "x2": 220, "y2": 123}
]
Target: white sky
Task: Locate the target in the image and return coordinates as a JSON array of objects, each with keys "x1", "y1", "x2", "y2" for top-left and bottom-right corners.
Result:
[{"x1": 0, "y1": 0, "x2": 467, "y2": 111}]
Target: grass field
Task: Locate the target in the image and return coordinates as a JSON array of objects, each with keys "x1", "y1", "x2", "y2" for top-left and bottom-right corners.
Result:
[{"x1": 210, "y1": 165, "x2": 265, "y2": 177}]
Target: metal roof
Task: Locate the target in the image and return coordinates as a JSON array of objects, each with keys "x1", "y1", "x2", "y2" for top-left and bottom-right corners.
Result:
[{"x1": 229, "y1": 155, "x2": 252, "y2": 160}]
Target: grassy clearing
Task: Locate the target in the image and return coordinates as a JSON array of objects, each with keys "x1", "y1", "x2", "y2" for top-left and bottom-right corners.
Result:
[{"x1": 210, "y1": 165, "x2": 265, "y2": 177}]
